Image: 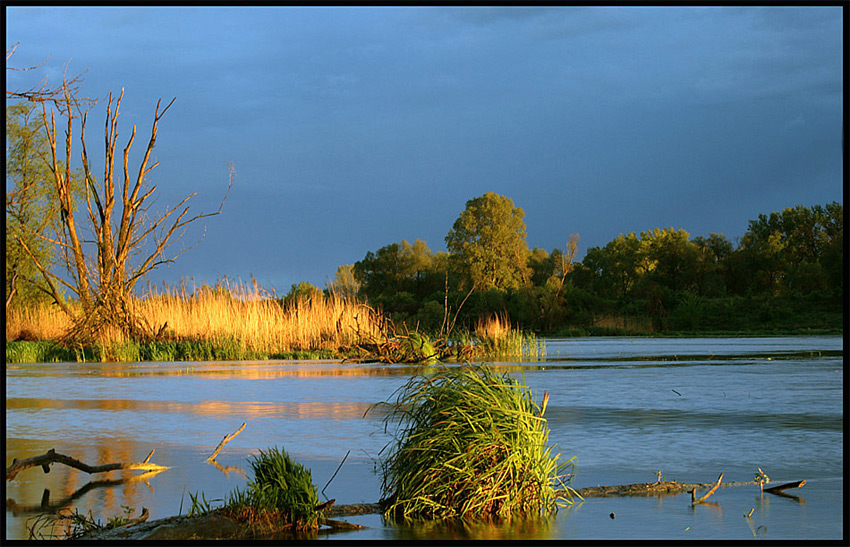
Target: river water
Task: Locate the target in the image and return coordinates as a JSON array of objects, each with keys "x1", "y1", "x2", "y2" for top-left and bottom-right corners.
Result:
[{"x1": 5, "y1": 336, "x2": 843, "y2": 540}]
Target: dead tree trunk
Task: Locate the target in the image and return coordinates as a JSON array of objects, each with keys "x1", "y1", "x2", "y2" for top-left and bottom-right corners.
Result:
[{"x1": 8, "y1": 65, "x2": 232, "y2": 343}]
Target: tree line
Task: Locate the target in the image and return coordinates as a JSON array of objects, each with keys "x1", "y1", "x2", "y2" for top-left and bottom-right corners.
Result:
[{"x1": 319, "y1": 193, "x2": 842, "y2": 334}]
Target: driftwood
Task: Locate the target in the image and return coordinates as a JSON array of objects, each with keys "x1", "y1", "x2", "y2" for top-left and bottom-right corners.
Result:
[
  {"x1": 764, "y1": 479, "x2": 806, "y2": 493},
  {"x1": 5, "y1": 448, "x2": 169, "y2": 481},
  {"x1": 691, "y1": 473, "x2": 723, "y2": 504},
  {"x1": 569, "y1": 478, "x2": 756, "y2": 498},
  {"x1": 206, "y1": 423, "x2": 246, "y2": 462}
]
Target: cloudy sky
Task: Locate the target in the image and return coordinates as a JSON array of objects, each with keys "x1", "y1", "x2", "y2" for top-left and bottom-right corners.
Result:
[{"x1": 6, "y1": 6, "x2": 844, "y2": 293}]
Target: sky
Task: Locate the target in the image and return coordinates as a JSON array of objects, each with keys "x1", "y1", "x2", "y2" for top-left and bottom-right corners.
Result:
[{"x1": 5, "y1": 5, "x2": 845, "y2": 294}]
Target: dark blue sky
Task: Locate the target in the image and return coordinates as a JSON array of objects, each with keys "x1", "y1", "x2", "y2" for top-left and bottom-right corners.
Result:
[{"x1": 6, "y1": 6, "x2": 844, "y2": 293}]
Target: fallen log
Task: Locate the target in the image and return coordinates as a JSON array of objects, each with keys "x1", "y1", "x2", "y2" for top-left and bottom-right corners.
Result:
[
  {"x1": 5, "y1": 448, "x2": 169, "y2": 481},
  {"x1": 764, "y1": 479, "x2": 806, "y2": 493},
  {"x1": 566, "y1": 479, "x2": 757, "y2": 498}
]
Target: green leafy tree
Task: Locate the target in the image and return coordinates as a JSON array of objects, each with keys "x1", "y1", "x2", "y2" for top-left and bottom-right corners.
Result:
[
  {"x1": 445, "y1": 192, "x2": 530, "y2": 291},
  {"x1": 284, "y1": 281, "x2": 322, "y2": 306},
  {"x1": 5, "y1": 102, "x2": 82, "y2": 308},
  {"x1": 637, "y1": 227, "x2": 699, "y2": 293},
  {"x1": 738, "y1": 203, "x2": 842, "y2": 296},
  {"x1": 326, "y1": 264, "x2": 361, "y2": 300},
  {"x1": 691, "y1": 233, "x2": 733, "y2": 297},
  {"x1": 353, "y1": 239, "x2": 436, "y2": 301}
]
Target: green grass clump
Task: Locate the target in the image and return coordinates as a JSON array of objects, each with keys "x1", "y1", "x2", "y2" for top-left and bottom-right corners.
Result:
[
  {"x1": 376, "y1": 364, "x2": 576, "y2": 521},
  {"x1": 225, "y1": 446, "x2": 320, "y2": 531},
  {"x1": 6, "y1": 341, "x2": 74, "y2": 363}
]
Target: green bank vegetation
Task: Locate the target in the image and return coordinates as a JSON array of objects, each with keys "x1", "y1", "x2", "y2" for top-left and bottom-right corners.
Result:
[{"x1": 345, "y1": 195, "x2": 842, "y2": 337}]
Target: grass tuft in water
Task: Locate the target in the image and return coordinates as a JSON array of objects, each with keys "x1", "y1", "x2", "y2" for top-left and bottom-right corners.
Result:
[
  {"x1": 223, "y1": 446, "x2": 320, "y2": 531},
  {"x1": 471, "y1": 313, "x2": 546, "y2": 359},
  {"x1": 376, "y1": 364, "x2": 576, "y2": 521}
]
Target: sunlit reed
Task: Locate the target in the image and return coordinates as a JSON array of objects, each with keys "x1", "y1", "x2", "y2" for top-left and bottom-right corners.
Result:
[{"x1": 5, "y1": 279, "x2": 385, "y2": 357}]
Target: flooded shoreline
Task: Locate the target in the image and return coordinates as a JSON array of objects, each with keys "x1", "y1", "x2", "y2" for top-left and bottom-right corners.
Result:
[{"x1": 6, "y1": 336, "x2": 843, "y2": 540}]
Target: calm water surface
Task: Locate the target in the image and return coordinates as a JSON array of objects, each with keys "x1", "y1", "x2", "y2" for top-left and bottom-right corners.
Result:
[{"x1": 5, "y1": 336, "x2": 843, "y2": 540}]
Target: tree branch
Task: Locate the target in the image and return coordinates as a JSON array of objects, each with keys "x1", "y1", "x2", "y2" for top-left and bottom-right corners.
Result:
[{"x1": 6, "y1": 448, "x2": 169, "y2": 481}]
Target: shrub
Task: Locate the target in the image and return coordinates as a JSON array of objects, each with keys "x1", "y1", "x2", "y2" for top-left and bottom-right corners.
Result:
[{"x1": 376, "y1": 365, "x2": 576, "y2": 521}]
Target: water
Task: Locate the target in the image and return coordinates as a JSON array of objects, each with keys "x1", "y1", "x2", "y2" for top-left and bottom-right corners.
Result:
[{"x1": 5, "y1": 336, "x2": 843, "y2": 540}]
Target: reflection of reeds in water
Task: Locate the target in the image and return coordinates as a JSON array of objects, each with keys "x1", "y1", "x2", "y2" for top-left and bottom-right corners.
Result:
[
  {"x1": 5, "y1": 280, "x2": 385, "y2": 357},
  {"x1": 592, "y1": 314, "x2": 654, "y2": 333},
  {"x1": 473, "y1": 313, "x2": 545, "y2": 359}
]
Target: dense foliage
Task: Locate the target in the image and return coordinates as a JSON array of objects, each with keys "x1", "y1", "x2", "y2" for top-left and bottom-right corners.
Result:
[
  {"x1": 347, "y1": 195, "x2": 842, "y2": 335},
  {"x1": 5, "y1": 103, "x2": 83, "y2": 307}
]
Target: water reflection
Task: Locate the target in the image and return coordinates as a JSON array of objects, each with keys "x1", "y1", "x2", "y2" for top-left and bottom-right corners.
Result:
[
  {"x1": 5, "y1": 437, "x2": 168, "y2": 541},
  {"x1": 5, "y1": 336, "x2": 843, "y2": 541},
  {"x1": 392, "y1": 512, "x2": 560, "y2": 540},
  {"x1": 6, "y1": 397, "x2": 374, "y2": 421}
]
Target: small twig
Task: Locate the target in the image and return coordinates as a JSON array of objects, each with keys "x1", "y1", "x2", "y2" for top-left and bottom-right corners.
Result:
[
  {"x1": 322, "y1": 450, "x2": 350, "y2": 496},
  {"x1": 671, "y1": 389, "x2": 682, "y2": 396},
  {"x1": 206, "y1": 423, "x2": 246, "y2": 462},
  {"x1": 114, "y1": 507, "x2": 149, "y2": 528},
  {"x1": 692, "y1": 473, "x2": 723, "y2": 504}
]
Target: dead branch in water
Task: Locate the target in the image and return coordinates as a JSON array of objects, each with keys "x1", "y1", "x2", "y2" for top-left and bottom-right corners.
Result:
[
  {"x1": 206, "y1": 423, "x2": 246, "y2": 462},
  {"x1": 7, "y1": 469, "x2": 166, "y2": 516},
  {"x1": 691, "y1": 473, "x2": 724, "y2": 505},
  {"x1": 6, "y1": 448, "x2": 168, "y2": 481},
  {"x1": 763, "y1": 479, "x2": 806, "y2": 494}
]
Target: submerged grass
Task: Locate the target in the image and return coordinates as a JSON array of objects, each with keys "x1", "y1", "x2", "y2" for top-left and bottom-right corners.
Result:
[{"x1": 376, "y1": 364, "x2": 576, "y2": 521}]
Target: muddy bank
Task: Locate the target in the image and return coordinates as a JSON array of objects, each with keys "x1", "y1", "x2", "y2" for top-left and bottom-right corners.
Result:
[
  {"x1": 74, "y1": 503, "x2": 383, "y2": 540},
  {"x1": 76, "y1": 480, "x2": 768, "y2": 540}
]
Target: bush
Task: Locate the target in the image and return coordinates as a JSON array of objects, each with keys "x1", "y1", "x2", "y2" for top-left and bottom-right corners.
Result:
[{"x1": 376, "y1": 365, "x2": 576, "y2": 521}]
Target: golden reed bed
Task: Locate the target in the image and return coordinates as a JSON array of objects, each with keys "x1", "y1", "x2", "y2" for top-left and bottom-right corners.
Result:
[{"x1": 6, "y1": 283, "x2": 384, "y2": 355}]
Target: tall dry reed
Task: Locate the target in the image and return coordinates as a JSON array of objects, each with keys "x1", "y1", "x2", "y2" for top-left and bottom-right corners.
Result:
[
  {"x1": 6, "y1": 280, "x2": 385, "y2": 355},
  {"x1": 5, "y1": 302, "x2": 74, "y2": 341},
  {"x1": 473, "y1": 312, "x2": 545, "y2": 358}
]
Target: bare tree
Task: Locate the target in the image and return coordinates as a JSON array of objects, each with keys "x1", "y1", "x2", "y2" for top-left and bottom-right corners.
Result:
[
  {"x1": 7, "y1": 50, "x2": 232, "y2": 342},
  {"x1": 553, "y1": 234, "x2": 580, "y2": 297}
]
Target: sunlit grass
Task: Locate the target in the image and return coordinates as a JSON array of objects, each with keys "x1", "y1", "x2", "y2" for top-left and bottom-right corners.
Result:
[
  {"x1": 5, "y1": 280, "x2": 385, "y2": 361},
  {"x1": 375, "y1": 364, "x2": 576, "y2": 521},
  {"x1": 223, "y1": 446, "x2": 320, "y2": 531},
  {"x1": 472, "y1": 313, "x2": 545, "y2": 359}
]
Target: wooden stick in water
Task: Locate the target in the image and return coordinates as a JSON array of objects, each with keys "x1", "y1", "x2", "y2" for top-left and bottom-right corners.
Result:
[
  {"x1": 692, "y1": 473, "x2": 724, "y2": 504},
  {"x1": 206, "y1": 422, "x2": 247, "y2": 462}
]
